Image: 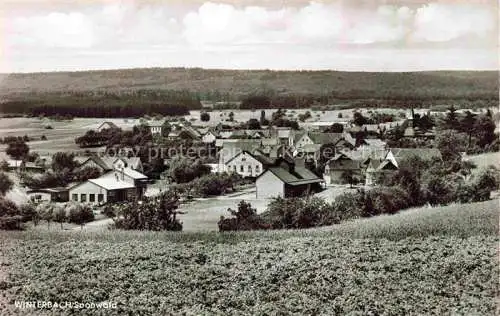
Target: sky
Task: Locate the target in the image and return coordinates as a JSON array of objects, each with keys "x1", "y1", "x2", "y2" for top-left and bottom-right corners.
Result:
[{"x1": 0, "y1": 0, "x2": 498, "y2": 73}]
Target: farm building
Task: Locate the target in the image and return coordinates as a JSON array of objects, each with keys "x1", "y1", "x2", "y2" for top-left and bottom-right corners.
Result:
[
  {"x1": 69, "y1": 168, "x2": 148, "y2": 205},
  {"x1": 256, "y1": 159, "x2": 323, "y2": 199},
  {"x1": 27, "y1": 184, "x2": 78, "y2": 203}
]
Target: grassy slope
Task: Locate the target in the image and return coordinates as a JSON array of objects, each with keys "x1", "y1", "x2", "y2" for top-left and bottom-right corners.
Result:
[
  {"x1": 0, "y1": 69, "x2": 497, "y2": 97},
  {"x1": 1, "y1": 199, "x2": 498, "y2": 315}
]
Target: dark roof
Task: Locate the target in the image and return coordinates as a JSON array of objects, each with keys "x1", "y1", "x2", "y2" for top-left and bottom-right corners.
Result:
[
  {"x1": 308, "y1": 132, "x2": 343, "y2": 145},
  {"x1": 327, "y1": 153, "x2": 361, "y2": 171},
  {"x1": 264, "y1": 165, "x2": 323, "y2": 186},
  {"x1": 98, "y1": 121, "x2": 119, "y2": 129},
  {"x1": 80, "y1": 155, "x2": 112, "y2": 171},
  {"x1": 225, "y1": 151, "x2": 276, "y2": 166}
]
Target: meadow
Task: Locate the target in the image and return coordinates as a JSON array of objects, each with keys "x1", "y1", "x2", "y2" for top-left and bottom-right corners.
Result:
[{"x1": 1, "y1": 199, "x2": 498, "y2": 315}]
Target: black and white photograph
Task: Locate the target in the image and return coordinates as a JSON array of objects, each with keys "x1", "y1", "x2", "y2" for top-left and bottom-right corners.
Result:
[{"x1": 0, "y1": 0, "x2": 498, "y2": 315}]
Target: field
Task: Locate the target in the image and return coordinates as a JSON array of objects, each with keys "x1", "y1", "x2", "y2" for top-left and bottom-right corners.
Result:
[
  {"x1": 0, "y1": 117, "x2": 140, "y2": 158},
  {"x1": 1, "y1": 199, "x2": 498, "y2": 315}
]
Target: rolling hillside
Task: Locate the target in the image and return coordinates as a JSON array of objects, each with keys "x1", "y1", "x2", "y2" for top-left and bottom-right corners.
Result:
[
  {"x1": 0, "y1": 68, "x2": 497, "y2": 99},
  {"x1": 1, "y1": 200, "x2": 498, "y2": 315}
]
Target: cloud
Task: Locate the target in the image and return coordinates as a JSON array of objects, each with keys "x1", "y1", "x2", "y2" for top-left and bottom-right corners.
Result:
[{"x1": 1, "y1": 1, "x2": 498, "y2": 72}]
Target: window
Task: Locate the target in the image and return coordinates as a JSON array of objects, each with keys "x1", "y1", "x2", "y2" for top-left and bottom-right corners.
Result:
[
  {"x1": 248, "y1": 165, "x2": 252, "y2": 173},
  {"x1": 255, "y1": 165, "x2": 260, "y2": 173},
  {"x1": 240, "y1": 165, "x2": 244, "y2": 172},
  {"x1": 72, "y1": 194, "x2": 78, "y2": 201},
  {"x1": 80, "y1": 194, "x2": 86, "y2": 202},
  {"x1": 98, "y1": 194, "x2": 104, "y2": 202},
  {"x1": 89, "y1": 194, "x2": 95, "y2": 202}
]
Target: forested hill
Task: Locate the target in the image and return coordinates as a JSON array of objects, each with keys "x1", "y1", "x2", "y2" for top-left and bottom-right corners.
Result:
[
  {"x1": 0, "y1": 68, "x2": 497, "y2": 98},
  {"x1": 0, "y1": 68, "x2": 498, "y2": 115}
]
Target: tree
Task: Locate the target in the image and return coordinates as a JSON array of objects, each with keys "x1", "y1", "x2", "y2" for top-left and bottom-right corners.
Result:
[
  {"x1": 441, "y1": 105, "x2": 459, "y2": 130},
  {"x1": 341, "y1": 170, "x2": 356, "y2": 188},
  {"x1": 0, "y1": 173, "x2": 13, "y2": 196},
  {"x1": 0, "y1": 198, "x2": 23, "y2": 230},
  {"x1": 228, "y1": 112, "x2": 235, "y2": 122},
  {"x1": 460, "y1": 111, "x2": 477, "y2": 147},
  {"x1": 200, "y1": 112, "x2": 210, "y2": 122},
  {"x1": 473, "y1": 115, "x2": 496, "y2": 148},
  {"x1": 246, "y1": 118, "x2": 261, "y2": 130},
  {"x1": 51, "y1": 152, "x2": 78, "y2": 173},
  {"x1": 325, "y1": 123, "x2": 343, "y2": 133},
  {"x1": 37, "y1": 203, "x2": 54, "y2": 228},
  {"x1": 53, "y1": 205, "x2": 67, "y2": 230},
  {"x1": 6, "y1": 140, "x2": 29, "y2": 161},
  {"x1": 112, "y1": 191, "x2": 182, "y2": 231},
  {"x1": 67, "y1": 203, "x2": 94, "y2": 229},
  {"x1": 353, "y1": 112, "x2": 369, "y2": 126},
  {"x1": 218, "y1": 200, "x2": 267, "y2": 231},
  {"x1": 0, "y1": 161, "x2": 9, "y2": 172},
  {"x1": 73, "y1": 167, "x2": 102, "y2": 182},
  {"x1": 435, "y1": 130, "x2": 468, "y2": 162}
]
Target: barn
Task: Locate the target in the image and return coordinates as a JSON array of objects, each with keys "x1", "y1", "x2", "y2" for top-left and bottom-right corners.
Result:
[{"x1": 255, "y1": 160, "x2": 323, "y2": 199}]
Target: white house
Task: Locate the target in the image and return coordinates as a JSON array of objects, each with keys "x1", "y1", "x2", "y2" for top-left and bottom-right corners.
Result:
[
  {"x1": 202, "y1": 130, "x2": 217, "y2": 144},
  {"x1": 294, "y1": 132, "x2": 343, "y2": 150},
  {"x1": 224, "y1": 151, "x2": 274, "y2": 178},
  {"x1": 69, "y1": 168, "x2": 148, "y2": 205},
  {"x1": 97, "y1": 121, "x2": 119, "y2": 132},
  {"x1": 148, "y1": 122, "x2": 164, "y2": 135}
]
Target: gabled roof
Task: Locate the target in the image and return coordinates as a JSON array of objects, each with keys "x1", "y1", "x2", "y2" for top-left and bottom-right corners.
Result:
[
  {"x1": 306, "y1": 132, "x2": 343, "y2": 145},
  {"x1": 79, "y1": 155, "x2": 112, "y2": 171},
  {"x1": 88, "y1": 178, "x2": 135, "y2": 190},
  {"x1": 377, "y1": 160, "x2": 398, "y2": 171},
  {"x1": 121, "y1": 167, "x2": 148, "y2": 180},
  {"x1": 264, "y1": 165, "x2": 323, "y2": 186},
  {"x1": 98, "y1": 121, "x2": 119, "y2": 130}
]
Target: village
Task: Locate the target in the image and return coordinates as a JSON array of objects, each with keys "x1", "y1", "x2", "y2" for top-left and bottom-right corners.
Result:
[{"x1": 0, "y1": 104, "x2": 496, "y2": 232}]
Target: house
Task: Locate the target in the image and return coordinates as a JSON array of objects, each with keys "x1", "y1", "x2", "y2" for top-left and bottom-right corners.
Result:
[
  {"x1": 323, "y1": 153, "x2": 362, "y2": 185},
  {"x1": 69, "y1": 168, "x2": 148, "y2": 205},
  {"x1": 365, "y1": 159, "x2": 398, "y2": 186},
  {"x1": 5, "y1": 160, "x2": 45, "y2": 173},
  {"x1": 76, "y1": 155, "x2": 143, "y2": 173},
  {"x1": 148, "y1": 121, "x2": 164, "y2": 135},
  {"x1": 202, "y1": 130, "x2": 218, "y2": 144},
  {"x1": 385, "y1": 148, "x2": 442, "y2": 168},
  {"x1": 27, "y1": 183, "x2": 79, "y2": 203},
  {"x1": 270, "y1": 127, "x2": 295, "y2": 146},
  {"x1": 294, "y1": 132, "x2": 343, "y2": 150},
  {"x1": 217, "y1": 139, "x2": 262, "y2": 169},
  {"x1": 225, "y1": 151, "x2": 275, "y2": 178},
  {"x1": 97, "y1": 121, "x2": 119, "y2": 132},
  {"x1": 256, "y1": 159, "x2": 323, "y2": 199}
]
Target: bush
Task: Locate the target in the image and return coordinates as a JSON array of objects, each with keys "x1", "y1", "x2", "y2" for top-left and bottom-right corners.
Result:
[
  {"x1": 0, "y1": 198, "x2": 23, "y2": 230},
  {"x1": 67, "y1": 203, "x2": 94, "y2": 228},
  {"x1": 363, "y1": 186, "x2": 410, "y2": 216},
  {"x1": 261, "y1": 196, "x2": 340, "y2": 229},
  {"x1": 112, "y1": 191, "x2": 182, "y2": 231},
  {"x1": 0, "y1": 172, "x2": 14, "y2": 196},
  {"x1": 20, "y1": 202, "x2": 37, "y2": 223},
  {"x1": 218, "y1": 201, "x2": 269, "y2": 231}
]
